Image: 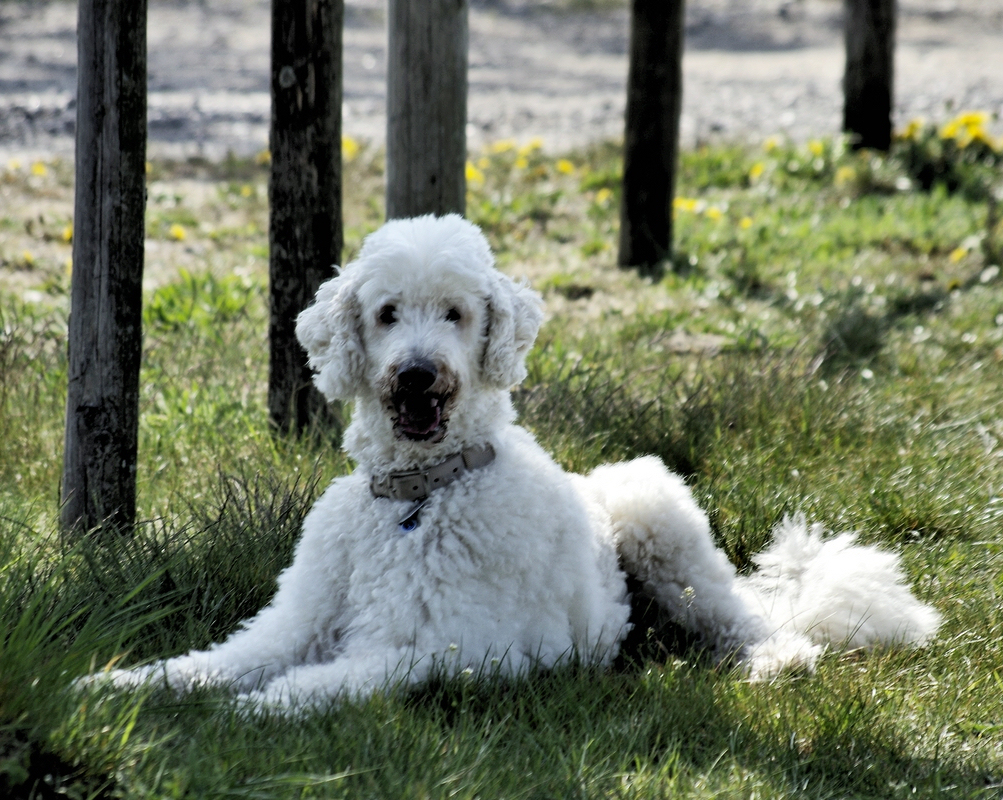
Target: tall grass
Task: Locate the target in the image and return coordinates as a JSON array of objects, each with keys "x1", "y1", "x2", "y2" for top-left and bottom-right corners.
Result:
[{"x1": 0, "y1": 128, "x2": 1001, "y2": 796}]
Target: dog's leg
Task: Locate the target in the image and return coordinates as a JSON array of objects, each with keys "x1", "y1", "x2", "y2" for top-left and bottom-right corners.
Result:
[
  {"x1": 581, "y1": 457, "x2": 821, "y2": 677},
  {"x1": 94, "y1": 600, "x2": 316, "y2": 693},
  {"x1": 243, "y1": 645, "x2": 433, "y2": 709}
]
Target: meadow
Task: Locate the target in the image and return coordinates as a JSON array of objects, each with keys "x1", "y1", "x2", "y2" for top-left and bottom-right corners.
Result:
[{"x1": 1, "y1": 113, "x2": 1002, "y2": 798}]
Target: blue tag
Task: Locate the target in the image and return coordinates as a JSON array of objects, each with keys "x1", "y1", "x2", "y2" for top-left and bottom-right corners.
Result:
[
  {"x1": 398, "y1": 499, "x2": 427, "y2": 532},
  {"x1": 399, "y1": 517, "x2": 420, "y2": 533}
]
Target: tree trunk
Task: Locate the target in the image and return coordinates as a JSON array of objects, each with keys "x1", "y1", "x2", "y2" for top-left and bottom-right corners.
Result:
[
  {"x1": 843, "y1": 0, "x2": 896, "y2": 151},
  {"x1": 386, "y1": 0, "x2": 468, "y2": 220},
  {"x1": 268, "y1": 0, "x2": 344, "y2": 434},
  {"x1": 618, "y1": 0, "x2": 686, "y2": 277},
  {"x1": 61, "y1": 0, "x2": 147, "y2": 535}
]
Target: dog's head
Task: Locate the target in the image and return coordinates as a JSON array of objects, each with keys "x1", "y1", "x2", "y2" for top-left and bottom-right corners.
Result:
[{"x1": 296, "y1": 215, "x2": 543, "y2": 444}]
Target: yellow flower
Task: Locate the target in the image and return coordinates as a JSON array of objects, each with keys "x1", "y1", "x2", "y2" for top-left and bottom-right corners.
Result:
[
  {"x1": 514, "y1": 156, "x2": 529, "y2": 170},
  {"x1": 954, "y1": 111, "x2": 990, "y2": 129},
  {"x1": 30, "y1": 161, "x2": 47, "y2": 177},
  {"x1": 476, "y1": 157, "x2": 490, "y2": 170},
  {"x1": 704, "y1": 206, "x2": 723, "y2": 221},
  {"x1": 21, "y1": 250, "x2": 34, "y2": 266},
  {"x1": 748, "y1": 162, "x2": 765, "y2": 181},
  {"x1": 834, "y1": 165, "x2": 857, "y2": 188},
  {"x1": 518, "y1": 137, "x2": 543, "y2": 156},
  {"x1": 940, "y1": 111, "x2": 993, "y2": 148},
  {"x1": 949, "y1": 246, "x2": 968, "y2": 263},
  {"x1": 807, "y1": 140, "x2": 825, "y2": 157},
  {"x1": 465, "y1": 161, "x2": 485, "y2": 185},
  {"x1": 342, "y1": 135, "x2": 360, "y2": 161},
  {"x1": 673, "y1": 197, "x2": 698, "y2": 213},
  {"x1": 240, "y1": 184, "x2": 253, "y2": 198},
  {"x1": 899, "y1": 118, "x2": 925, "y2": 141},
  {"x1": 488, "y1": 139, "x2": 516, "y2": 155},
  {"x1": 739, "y1": 216, "x2": 753, "y2": 230},
  {"x1": 555, "y1": 158, "x2": 575, "y2": 175},
  {"x1": 145, "y1": 161, "x2": 153, "y2": 174},
  {"x1": 254, "y1": 149, "x2": 271, "y2": 165},
  {"x1": 61, "y1": 225, "x2": 73, "y2": 243},
  {"x1": 168, "y1": 223, "x2": 187, "y2": 241},
  {"x1": 594, "y1": 187, "x2": 613, "y2": 205},
  {"x1": 763, "y1": 136, "x2": 781, "y2": 153}
]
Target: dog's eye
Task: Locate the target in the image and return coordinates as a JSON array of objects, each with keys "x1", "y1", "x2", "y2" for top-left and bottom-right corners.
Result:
[
  {"x1": 378, "y1": 304, "x2": 397, "y2": 326},
  {"x1": 445, "y1": 307, "x2": 461, "y2": 323}
]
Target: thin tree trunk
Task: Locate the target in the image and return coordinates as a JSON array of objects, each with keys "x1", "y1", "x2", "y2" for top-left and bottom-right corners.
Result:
[
  {"x1": 843, "y1": 0, "x2": 896, "y2": 151},
  {"x1": 385, "y1": 0, "x2": 468, "y2": 220},
  {"x1": 61, "y1": 0, "x2": 147, "y2": 535},
  {"x1": 618, "y1": 0, "x2": 686, "y2": 277},
  {"x1": 268, "y1": 0, "x2": 344, "y2": 434}
]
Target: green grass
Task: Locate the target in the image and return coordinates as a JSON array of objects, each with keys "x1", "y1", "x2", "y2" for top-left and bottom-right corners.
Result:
[{"x1": 1, "y1": 129, "x2": 1002, "y2": 797}]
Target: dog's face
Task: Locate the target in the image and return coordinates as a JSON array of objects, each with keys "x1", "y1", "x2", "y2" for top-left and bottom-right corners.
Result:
[{"x1": 296, "y1": 215, "x2": 543, "y2": 445}]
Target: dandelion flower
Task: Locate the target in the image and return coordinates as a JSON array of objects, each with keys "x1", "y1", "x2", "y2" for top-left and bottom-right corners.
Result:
[
  {"x1": 673, "y1": 197, "x2": 698, "y2": 213},
  {"x1": 739, "y1": 216, "x2": 753, "y2": 230},
  {"x1": 22, "y1": 250, "x2": 34, "y2": 266},
  {"x1": 240, "y1": 184, "x2": 253, "y2": 198},
  {"x1": 899, "y1": 118, "x2": 924, "y2": 141},
  {"x1": 595, "y1": 187, "x2": 613, "y2": 205},
  {"x1": 763, "y1": 136, "x2": 781, "y2": 153},
  {"x1": 705, "y1": 206, "x2": 723, "y2": 221},
  {"x1": 61, "y1": 225, "x2": 73, "y2": 243},
  {"x1": 807, "y1": 140, "x2": 825, "y2": 157},
  {"x1": 168, "y1": 223, "x2": 187, "y2": 241},
  {"x1": 30, "y1": 161, "x2": 47, "y2": 177},
  {"x1": 254, "y1": 149, "x2": 271, "y2": 165},
  {"x1": 748, "y1": 162, "x2": 765, "y2": 181},
  {"x1": 948, "y1": 246, "x2": 967, "y2": 263},
  {"x1": 555, "y1": 158, "x2": 575, "y2": 175},
  {"x1": 342, "y1": 135, "x2": 360, "y2": 161},
  {"x1": 465, "y1": 161, "x2": 485, "y2": 185},
  {"x1": 834, "y1": 165, "x2": 857, "y2": 188},
  {"x1": 518, "y1": 137, "x2": 544, "y2": 156},
  {"x1": 514, "y1": 156, "x2": 529, "y2": 170},
  {"x1": 489, "y1": 139, "x2": 516, "y2": 155}
]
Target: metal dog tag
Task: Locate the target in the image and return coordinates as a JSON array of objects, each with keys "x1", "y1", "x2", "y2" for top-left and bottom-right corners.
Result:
[{"x1": 398, "y1": 498, "x2": 429, "y2": 532}]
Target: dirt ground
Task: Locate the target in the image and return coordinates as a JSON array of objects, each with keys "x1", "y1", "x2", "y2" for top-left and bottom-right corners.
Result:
[{"x1": 1, "y1": 0, "x2": 1001, "y2": 163}]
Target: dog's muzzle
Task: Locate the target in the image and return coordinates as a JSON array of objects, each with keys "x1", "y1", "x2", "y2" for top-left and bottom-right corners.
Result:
[{"x1": 390, "y1": 358, "x2": 453, "y2": 442}]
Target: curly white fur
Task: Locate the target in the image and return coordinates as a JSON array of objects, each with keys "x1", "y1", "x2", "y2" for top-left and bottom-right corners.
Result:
[{"x1": 87, "y1": 214, "x2": 940, "y2": 708}]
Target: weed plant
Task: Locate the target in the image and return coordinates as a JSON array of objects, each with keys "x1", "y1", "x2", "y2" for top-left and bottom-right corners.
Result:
[{"x1": 0, "y1": 120, "x2": 1002, "y2": 797}]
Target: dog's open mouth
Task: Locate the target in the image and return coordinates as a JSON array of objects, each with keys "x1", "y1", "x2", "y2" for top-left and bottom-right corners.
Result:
[
  {"x1": 395, "y1": 393, "x2": 447, "y2": 440},
  {"x1": 389, "y1": 360, "x2": 453, "y2": 442}
]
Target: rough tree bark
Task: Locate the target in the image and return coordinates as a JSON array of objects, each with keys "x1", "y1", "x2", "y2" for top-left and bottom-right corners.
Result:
[
  {"x1": 618, "y1": 0, "x2": 686, "y2": 277},
  {"x1": 268, "y1": 0, "x2": 344, "y2": 434},
  {"x1": 843, "y1": 0, "x2": 896, "y2": 151},
  {"x1": 61, "y1": 0, "x2": 147, "y2": 534},
  {"x1": 386, "y1": 0, "x2": 468, "y2": 219}
]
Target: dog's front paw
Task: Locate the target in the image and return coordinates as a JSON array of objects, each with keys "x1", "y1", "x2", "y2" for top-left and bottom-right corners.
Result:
[
  {"x1": 75, "y1": 664, "x2": 159, "y2": 693},
  {"x1": 740, "y1": 632, "x2": 823, "y2": 681}
]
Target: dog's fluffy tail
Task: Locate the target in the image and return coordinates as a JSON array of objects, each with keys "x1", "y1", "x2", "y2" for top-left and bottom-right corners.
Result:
[{"x1": 736, "y1": 514, "x2": 940, "y2": 678}]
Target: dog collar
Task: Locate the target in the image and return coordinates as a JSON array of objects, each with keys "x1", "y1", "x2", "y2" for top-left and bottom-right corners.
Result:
[
  {"x1": 370, "y1": 443, "x2": 496, "y2": 532},
  {"x1": 370, "y1": 443, "x2": 496, "y2": 502}
]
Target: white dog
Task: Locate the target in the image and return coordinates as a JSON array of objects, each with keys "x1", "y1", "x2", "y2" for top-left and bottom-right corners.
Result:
[{"x1": 96, "y1": 214, "x2": 939, "y2": 707}]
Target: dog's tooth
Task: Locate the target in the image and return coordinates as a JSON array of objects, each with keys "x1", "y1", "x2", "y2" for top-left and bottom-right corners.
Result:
[{"x1": 430, "y1": 397, "x2": 438, "y2": 408}]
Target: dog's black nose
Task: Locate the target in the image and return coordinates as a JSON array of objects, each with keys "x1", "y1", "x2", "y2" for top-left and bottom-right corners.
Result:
[{"x1": 396, "y1": 359, "x2": 438, "y2": 394}]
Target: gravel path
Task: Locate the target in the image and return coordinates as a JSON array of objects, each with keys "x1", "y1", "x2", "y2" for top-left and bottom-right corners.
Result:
[{"x1": 0, "y1": 0, "x2": 1001, "y2": 162}]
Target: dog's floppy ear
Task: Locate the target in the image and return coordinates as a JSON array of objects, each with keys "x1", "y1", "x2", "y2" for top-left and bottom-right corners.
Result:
[
  {"x1": 296, "y1": 272, "x2": 366, "y2": 401},
  {"x1": 481, "y1": 272, "x2": 544, "y2": 388}
]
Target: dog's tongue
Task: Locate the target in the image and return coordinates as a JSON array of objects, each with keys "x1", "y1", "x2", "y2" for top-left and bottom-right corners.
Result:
[{"x1": 398, "y1": 399, "x2": 442, "y2": 437}]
